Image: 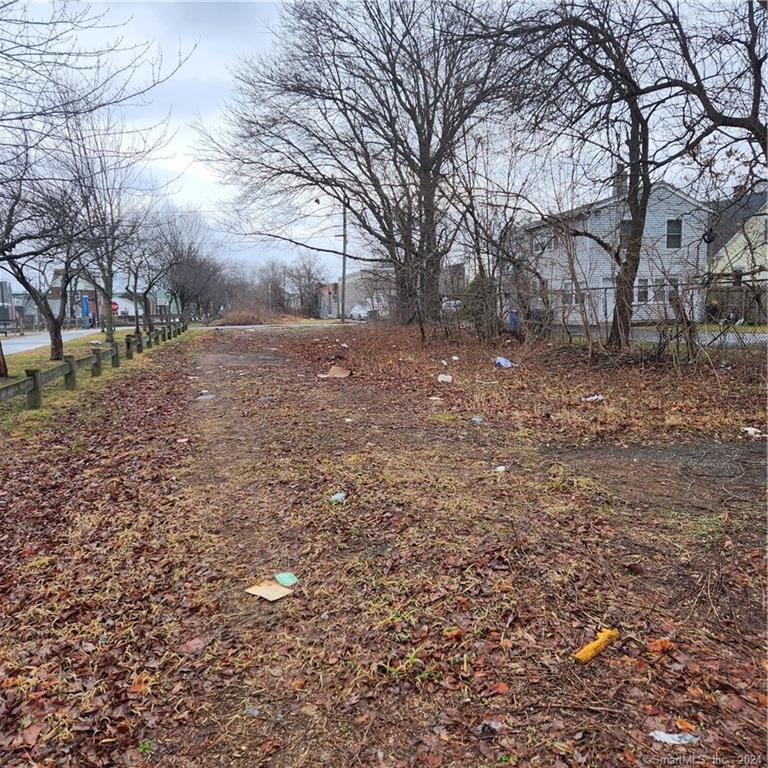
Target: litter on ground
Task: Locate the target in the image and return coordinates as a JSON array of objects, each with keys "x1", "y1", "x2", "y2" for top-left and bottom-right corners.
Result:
[
  {"x1": 495, "y1": 356, "x2": 515, "y2": 368},
  {"x1": 648, "y1": 731, "x2": 700, "y2": 746},
  {"x1": 245, "y1": 581, "x2": 293, "y2": 601},
  {"x1": 274, "y1": 572, "x2": 298, "y2": 587},
  {"x1": 437, "y1": 373, "x2": 453, "y2": 384},
  {"x1": 318, "y1": 365, "x2": 351, "y2": 379},
  {"x1": 470, "y1": 416, "x2": 484, "y2": 425},
  {"x1": 581, "y1": 394, "x2": 605, "y2": 403},
  {"x1": 572, "y1": 628, "x2": 620, "y2": 663},
  {"x1": 329, "y1": 491, "x2": 347, "y2": 504}
]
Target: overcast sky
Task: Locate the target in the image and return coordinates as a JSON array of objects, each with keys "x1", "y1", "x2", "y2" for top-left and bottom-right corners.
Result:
[{"x1": 75, "y1": 1, "x2": 346, "y2": 280}]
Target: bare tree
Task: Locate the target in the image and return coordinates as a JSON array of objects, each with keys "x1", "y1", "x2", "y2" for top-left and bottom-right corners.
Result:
[
  {"x1": 66, "y1": 106, "x2": 166, "y2": 344},
  {"x1": 122, "y1": 207, "x2": 179, "y2": 334},
  {"x1": 477, "y1": 0, "x2": 765, "y2": 348},
  {"x1": 0, "y1": 4, "x2": 186, "y2": 373},
  {"x1": 286, "y1": 253, "x2": 325, "y2": 318},
  {"x1": 161, "y1": 213, "x2": 224, "y2": 321},
  {"x1": 203, "y1": 0, "x2": 528, "y2": 327},
  {"x1": 0, "y1": 171, "x2": 92, "y2": 360}
]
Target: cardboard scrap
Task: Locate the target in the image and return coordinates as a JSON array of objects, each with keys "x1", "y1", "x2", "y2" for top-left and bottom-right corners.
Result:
[
  {"x1": 573, "y1": 627, "x2": 619, "y2": 663},
  {"x1": 245, "y1": 580, "x2": 293, "y2": 601},
  {"x1": 318, "y1": 365, "x2": 351, "y2": 379}
]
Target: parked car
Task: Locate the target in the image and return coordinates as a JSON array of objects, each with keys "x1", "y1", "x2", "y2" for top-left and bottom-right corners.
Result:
[
  {"x1": 441, "y1": 298, "x2": 462, "y2": 317},
  {"x1": 349, "y1": 305, "x2": 372, "y2": 321}
]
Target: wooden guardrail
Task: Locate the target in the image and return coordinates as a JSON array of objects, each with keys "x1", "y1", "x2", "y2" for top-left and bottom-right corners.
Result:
[{"x1": 0, "y1": 322, "x2": 189, "y2": 410}]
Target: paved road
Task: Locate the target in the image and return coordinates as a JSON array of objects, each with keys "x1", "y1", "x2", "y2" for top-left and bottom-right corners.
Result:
[{"x1": 1, "y1": 329, "x2": 104, "y2": 355}]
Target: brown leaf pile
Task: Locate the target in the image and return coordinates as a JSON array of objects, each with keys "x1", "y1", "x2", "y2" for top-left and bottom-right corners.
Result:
[
  {"x1": 0, "y1": 341, "x2": 237, "y2": 767},
  {"x1": 1, "y1": 327, "x2": 765, "y2": 768}
]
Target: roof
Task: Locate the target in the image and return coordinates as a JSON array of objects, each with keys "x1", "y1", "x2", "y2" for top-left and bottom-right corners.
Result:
[
  {"x1": 523, "y1": 180, "x2": 713, "y2": 232},
  {"x1": 709, "y1": 188, "x2": 768, "y2": 256},
  {"x1": 711, "y1": 202, "x2": 768, "y2": 273}
]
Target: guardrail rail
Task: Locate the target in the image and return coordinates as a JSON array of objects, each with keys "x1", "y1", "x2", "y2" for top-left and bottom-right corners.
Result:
[{"x1": 0, "y1": 322, "x2": 189, "y2": 410}]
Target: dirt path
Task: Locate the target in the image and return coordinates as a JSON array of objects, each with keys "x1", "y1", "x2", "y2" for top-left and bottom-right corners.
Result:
[
  {"x1": 1, "y1": 328, "x2": 765, "y2": 768},
  {"x1": 170, "y1": 330, "x2": 766, "y2": 767}
]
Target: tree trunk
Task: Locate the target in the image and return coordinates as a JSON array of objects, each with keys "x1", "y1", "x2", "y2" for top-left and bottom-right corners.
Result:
[
  {"x1": 143, "y1": 294, "x2": 154, "y2": 331},
  {"x1": 608, "y1": 244, "x2": 642, "y2": 347},
  {"x1": 49, "y1": 317, "x2": 64, "y2": 361},
  {"x1": 422, "y1": 253, "x2": 442, "y2": 323},
  {"x1": 420, "y1": 175, "x2": 442, "y2": 323},
  {"x1": 607, "y1": 110, "x2": 650, "y2": 349},
  {"x1": 0, "y1": 340, "x2": 8, "y2": 378},
  {"x1": 102, "y1": 284, "x2": 115, "y2": 344},
  {"x1": 393, "y1": 261, "x2": 415, "y2": 323}
]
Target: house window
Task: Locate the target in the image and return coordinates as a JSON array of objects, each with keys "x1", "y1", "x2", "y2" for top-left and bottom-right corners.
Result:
[
  {"x1": 666, "y1": 219, "x2": 682, "y2": 249},
  {"x1": 636, "y1": 278, "x2": 649, "y2": 303},
  {"x1": 653, "y1": 277, "x2": 666, "y2": 302}
]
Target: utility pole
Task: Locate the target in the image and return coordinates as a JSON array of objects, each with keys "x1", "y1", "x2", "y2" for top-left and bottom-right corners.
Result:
[{"x1": 340, "y1": 196, "x2": 347, "y2": 324}]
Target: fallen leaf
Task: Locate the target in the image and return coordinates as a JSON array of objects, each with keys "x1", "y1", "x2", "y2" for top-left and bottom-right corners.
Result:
[
  {"x1": 675, "y1": 717, "x2": 697, "y2": 733},
  {"x1": 648, "y1": 638, "x2": 675, "y2": 654}
]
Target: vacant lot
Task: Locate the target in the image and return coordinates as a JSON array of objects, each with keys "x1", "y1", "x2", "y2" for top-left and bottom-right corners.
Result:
[{"x1": 1, "y1": 327, "x2": 765, "y2": 767}]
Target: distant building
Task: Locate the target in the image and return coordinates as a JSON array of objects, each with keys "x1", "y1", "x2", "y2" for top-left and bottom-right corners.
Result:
[
  {"x1": 317, "y1": 281, "x2": 340, "y2": 318},
  {"x1": 319, "y1": 266, "x2": 396, "y2": 318}
]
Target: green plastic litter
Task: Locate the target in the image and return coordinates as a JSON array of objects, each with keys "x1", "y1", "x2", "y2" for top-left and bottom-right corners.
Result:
[{"x1": 275, "y1": 572, "x2": 298, "y2": 587}]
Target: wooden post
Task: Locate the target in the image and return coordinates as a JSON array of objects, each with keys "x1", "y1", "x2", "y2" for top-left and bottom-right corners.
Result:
[
  {"x1": 25, "y1": 368, "x2": 42, "y2": 409},
  {"x1": 161, "y1": 327, "x2": 167, "y2": 342},
  {"x1": 63, "y1": 355, "x2": 77, "y2": 389},
  {"x1": 146, "y1": 331, "x2": 153, "y2": 349},
  {"x1": 91, "y1": 349, "x2": 102, "y2": 377},
  {"x1": 111, "y1": 341, "x2": 120, "y2": 368},
  {"x1": 154, "y1": 329, "x2": 160, "y2": 346},
  {"x1": 125, "y1": 335, "x2": 134, "y2": 360},
  {"x1": 136, "y1": 332, "x2": 143, "y2": 353}
]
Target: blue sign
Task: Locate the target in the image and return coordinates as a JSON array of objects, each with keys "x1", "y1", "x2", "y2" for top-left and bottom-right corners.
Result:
[{"x1": 81, "y1": 294, "x2": 90, "y2": 317}]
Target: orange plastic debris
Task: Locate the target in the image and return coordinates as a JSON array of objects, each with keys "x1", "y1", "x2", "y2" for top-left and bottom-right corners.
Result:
[{"x1": 573, "y1": 628, "x2": 620, "y2": 664}]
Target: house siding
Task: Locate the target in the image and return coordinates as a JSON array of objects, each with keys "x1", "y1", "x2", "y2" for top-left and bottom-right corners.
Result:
[{"x1": 522, "y1": 184, "x2": 710, "y2": 325}]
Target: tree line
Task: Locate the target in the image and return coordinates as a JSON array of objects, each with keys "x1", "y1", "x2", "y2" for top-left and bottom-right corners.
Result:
[{"x1": 0, "y1": 3, "x2": 227, "y2": 376}]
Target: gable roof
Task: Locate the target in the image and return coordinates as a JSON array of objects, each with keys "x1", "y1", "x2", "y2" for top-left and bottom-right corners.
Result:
[
  {"x1": 709, "y1": 188, "x2": 767, "y2": 256},
  {"x1": 523, "y1": 181, "x2": 713, "y2": 232},
  {"x1": 711, "y1": 202, "x2": 768, "y2": 273}
]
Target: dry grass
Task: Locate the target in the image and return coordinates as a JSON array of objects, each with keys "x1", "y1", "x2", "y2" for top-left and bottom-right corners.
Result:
[{"x1": 1, "y1": 326, "x2": 765, "y2": 767}]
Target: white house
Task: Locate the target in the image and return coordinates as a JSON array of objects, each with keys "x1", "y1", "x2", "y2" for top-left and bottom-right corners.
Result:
[{"x1": 512, "y1": 181, "x2": 713, "y2": 327}]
